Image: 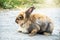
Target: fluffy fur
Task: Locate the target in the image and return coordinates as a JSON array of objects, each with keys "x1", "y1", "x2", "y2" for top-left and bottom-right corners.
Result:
[{"x1": 15, "y1": 7, "x2": 54, "y2": 36}]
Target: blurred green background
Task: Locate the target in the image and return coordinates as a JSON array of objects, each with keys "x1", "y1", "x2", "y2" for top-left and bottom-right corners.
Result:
[{"x1": 0, "y1": 0, "x2": 60, "y2": 9}]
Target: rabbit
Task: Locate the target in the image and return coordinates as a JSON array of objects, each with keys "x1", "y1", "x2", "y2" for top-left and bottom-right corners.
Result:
[{"x1": 15, "y1": 7, "x2": 54, "y2": 36}]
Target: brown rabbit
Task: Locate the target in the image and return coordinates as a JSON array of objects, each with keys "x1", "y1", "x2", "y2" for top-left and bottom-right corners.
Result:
[{"x1": 15, "y1": 7, "x2": 54, "y2": 36}]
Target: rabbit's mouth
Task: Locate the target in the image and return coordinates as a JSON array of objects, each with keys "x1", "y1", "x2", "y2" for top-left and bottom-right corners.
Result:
[{"x1": 19, "y1": 23, "x2": 23, "y2": 26}]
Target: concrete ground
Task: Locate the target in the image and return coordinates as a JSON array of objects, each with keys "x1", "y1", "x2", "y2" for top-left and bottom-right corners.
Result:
[{"x1": 0, "y1": 8, "x2": 60, "y2": 40}]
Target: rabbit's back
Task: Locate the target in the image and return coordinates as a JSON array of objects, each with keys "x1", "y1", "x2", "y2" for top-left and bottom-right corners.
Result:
[{"x1": 30, "y1": 14, "x2": 52, "y2": 23}]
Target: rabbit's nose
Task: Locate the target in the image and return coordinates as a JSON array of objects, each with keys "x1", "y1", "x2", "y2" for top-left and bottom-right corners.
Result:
[
  {"x1": 15, "y1": 19, "x2": 18, "y2": 24},
  {"x1": 15, "y1": 20, "x2": 17, "y2": 23},
  {"x1": 15, "y1": 18, "x2": 20, "y2": 23}
]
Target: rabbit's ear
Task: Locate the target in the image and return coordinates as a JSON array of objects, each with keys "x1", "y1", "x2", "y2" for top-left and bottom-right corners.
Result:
[{"x1": 25, "y1": 6, "x2": 35, "y2": 18}]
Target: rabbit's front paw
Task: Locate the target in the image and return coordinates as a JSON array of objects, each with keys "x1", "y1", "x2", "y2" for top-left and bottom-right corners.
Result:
[{"x1": 29, "y1": 29, "x2": 38, "y2": 36}]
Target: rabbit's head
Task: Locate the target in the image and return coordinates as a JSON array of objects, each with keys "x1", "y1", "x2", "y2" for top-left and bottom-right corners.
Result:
[{"x1": 15, "y1": 7, "x2": 35, "y2": 27}]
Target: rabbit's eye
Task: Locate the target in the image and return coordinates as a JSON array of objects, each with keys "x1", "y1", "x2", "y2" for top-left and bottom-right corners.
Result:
[{"x1": 19, "y1": 16, "x2": 23, "y2": 20}]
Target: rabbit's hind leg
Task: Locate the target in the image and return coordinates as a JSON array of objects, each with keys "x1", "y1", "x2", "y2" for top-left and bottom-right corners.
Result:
[
  {"x1": 43, "y1": 32, "x2": 51, "y2": 36},
  {"x1": 43, "y1": 22, "x2": 54, "y2": 36}
]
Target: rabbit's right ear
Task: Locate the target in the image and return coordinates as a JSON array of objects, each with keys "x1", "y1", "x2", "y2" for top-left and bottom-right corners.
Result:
[{"x1": 25, "y1": 6, "x2": 35, "y2": 18}]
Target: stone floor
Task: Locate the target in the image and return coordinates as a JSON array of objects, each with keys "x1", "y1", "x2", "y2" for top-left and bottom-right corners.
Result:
[{"x1": 0, "y1": 8, "x2": 60, "y2": 40}]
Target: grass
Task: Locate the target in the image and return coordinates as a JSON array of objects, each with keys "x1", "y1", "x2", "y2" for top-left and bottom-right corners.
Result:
[
  {"x1": 0, "y1": 0, "x2": 38, "y2": 9},
  {"x1": 0, "y1": 0, "x2": 60, "y2": 9}
]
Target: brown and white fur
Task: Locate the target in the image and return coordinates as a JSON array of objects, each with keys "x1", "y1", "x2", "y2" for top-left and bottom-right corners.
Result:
[{"x1": 15, "y1": 7, "x2": 54, "y2": 36}]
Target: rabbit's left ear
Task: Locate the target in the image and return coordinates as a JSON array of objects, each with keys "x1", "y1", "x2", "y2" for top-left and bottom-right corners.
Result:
[{"x1": 25, "y1": 6, "x2": 35, "y2": 18}]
